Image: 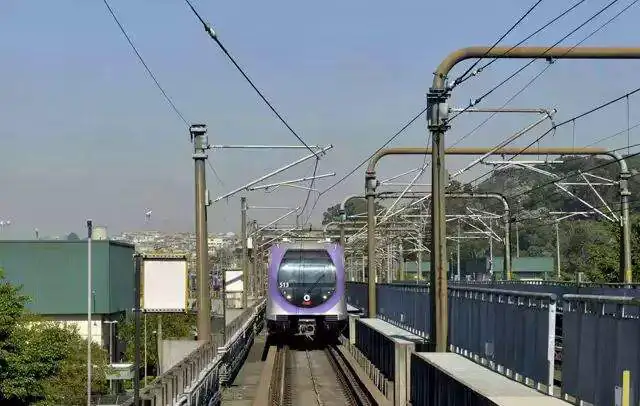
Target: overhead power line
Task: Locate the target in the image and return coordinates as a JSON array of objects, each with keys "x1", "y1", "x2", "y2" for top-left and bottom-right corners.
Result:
[
  {"x1": 453, "y1": 84, "x2": 640, "y2": 193},
  {"x1": 452, "y1": 0, "x2": 545, "y2": 89},
  {"x1": 449, "y1": 0, "x2": 636, "y2": 148},
  {"x1": 453, "y1": 0, "x2": 588, "y2": 88},
  {"x1": 449, "y1": 0, "x2": 622, "y2": 125},
  {"x1": 102, "y1": 0, "x2": 189, "y2": 127},
  {"x1": 302, "y1": 106, "x2": 429, "y2": 224},
  {"x1": 183, "y1": 0, "x2": 319, "y2": 158}
]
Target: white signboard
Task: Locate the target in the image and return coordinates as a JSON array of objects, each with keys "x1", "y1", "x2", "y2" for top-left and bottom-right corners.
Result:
[
  {"x1": 142, "y1": 258, "x2": 188, "y2": 312},
  {"x1": 224, "y1": 270, "x2": 244, "y2": 293}
]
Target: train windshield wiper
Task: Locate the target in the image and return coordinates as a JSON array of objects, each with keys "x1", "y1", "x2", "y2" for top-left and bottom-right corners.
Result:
[{"x1": 304, "y1": 271, "x2": 327, "y2": 294}]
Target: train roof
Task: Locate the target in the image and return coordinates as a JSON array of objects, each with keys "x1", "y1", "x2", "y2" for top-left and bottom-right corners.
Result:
[{"x1": 271, "y1": 240, "x2": 340, "y2": 250}]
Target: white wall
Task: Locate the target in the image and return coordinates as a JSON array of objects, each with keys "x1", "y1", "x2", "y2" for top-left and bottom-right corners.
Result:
[{"x1": 32, "y1": 315, "x2": 109, "y2": 346}]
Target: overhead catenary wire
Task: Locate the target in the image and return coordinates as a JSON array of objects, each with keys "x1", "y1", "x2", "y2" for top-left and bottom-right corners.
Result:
[
  {"x1": 446, "y1": 0, "x2": 640, "y2": 189},
  {"x1": 453, "y1": 0, "x2": 589, "y2": 88},
  {"x1": 450, "y1": 84, "x2": 640, "y2": 197},
  {"x1": 102, "y1": 0, "x2": 189, "y2": 127},
  {"x1": 450, "y1": 0, "x2": 638, "y2": 148},
  {"x1": 302, "y1": 106, "x2": 429, "y2": 223},
  {"x1": 452, "y1": 0, "x2": 545, "y2": 89},
  {"x1": 448, "y1": 0, "x2": 624, "y2": 126},
  {"x1": 440, "y1": 144, "x2": 640, "y2": 223},
  {"x1": 299, "y1": 158, "x2": 320, "y2": 224},
  {"x1": 206, "y1": 159, "x2": 225, "y2": 186},
  {"x1": 183, "y1": 0, "x2": 319, "y2": 158}
]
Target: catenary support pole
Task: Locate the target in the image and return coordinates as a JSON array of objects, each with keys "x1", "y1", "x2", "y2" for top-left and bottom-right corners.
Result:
[
  {"x1": 191, "y1": 124, "x2": 211, "y2": 342},
  {"x1": 241, "y1": 197, "x2": 248, "y2": 308},
  {"x1": 555, "y1": 219, "x2": 561, "y2": 279},
  {"x1": 133, "y1": 254, "x2": 142, "y2": 406},
  {"x1": 456, "y1": 219, "x2": 461, "y2": 280},
  {"x1": 86, "y1": 219, "x2": 93, "y2": 406}
]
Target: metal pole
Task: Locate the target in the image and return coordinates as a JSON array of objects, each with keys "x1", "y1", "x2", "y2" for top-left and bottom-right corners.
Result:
[
  {"x1": 555, "y1": 220, "x2": 561, "y2": 279},
  {"x1": 456, "y1": 219, "x2": 461, "y2": 280},
  {"x1": 143, "y1": 313, "x2": 147, "y2": 384},
  {"x1": 618, "y1": 160, "x2": 633, "y2": 283},
  {"x1": 156, "y1": 316, "x2": 163, "y2": 375},
  {"x1": 241, "y1": 197, "x2": 248, "y2": 309},
  {"x1": 86, "y1": 219, "x2": 93, "y2": 406},
  {"x1": 399, "y1": 242, "x2": 405, "y2": 281},
  {"x1": 516, "y1": 223, "x2": 520, "y2": 258},
  {"x1": 133, "y1": 254, "x2": 141, "y2": 406},
  {"x1": 366, "y1": 192, "x2": 376, "y2": 317},
  {"x1": 489, "y1": 218, "x2": 494, "y2": 281},
  {"x1": 191, "y1": 124, "x2": 211, "y2": 342},
  {"x1": 504, "y1": 209, "x2": 512, "y2": 281},
  {"x1": 417, "y1": 231, "x2": 423, "y2": 282},
  {"x1": 428, "y1": 88, "x2": 449, "y2": 352},
  {"x1": 339, "y1": 207, "x2": 346, "y2": 247}
]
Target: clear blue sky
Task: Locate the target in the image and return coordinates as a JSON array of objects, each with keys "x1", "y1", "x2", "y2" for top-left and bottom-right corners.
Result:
[{"x1": 1, "y1": 0, "x2": 639, "y2": 238}]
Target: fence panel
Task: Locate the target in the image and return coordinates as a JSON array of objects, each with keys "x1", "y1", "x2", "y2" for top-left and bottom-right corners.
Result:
[
  {"x1": 376, "y1": 283, "x2": 430, "y2": 337},
  {"x1": 345, "y1": 281, "x2": 368, "y2": 315},
  {"x1": 448, "y1": 286, "x2": 556, "y2": 393},
  {"x1": 562, "y1": 294, "x2": 640, "y2": 406}
]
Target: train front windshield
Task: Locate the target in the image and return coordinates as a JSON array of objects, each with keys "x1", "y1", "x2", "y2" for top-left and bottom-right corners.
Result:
[{"x1": 277, "y1": 249, "x2": 337, "y2": 308}]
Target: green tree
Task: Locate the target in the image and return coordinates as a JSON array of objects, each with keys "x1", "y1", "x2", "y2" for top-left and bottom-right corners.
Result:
[
  {"x1": 117, "y1": 313, "x2": 196, "y2": 377},
  {"x1": 322, "y1": 198, "x2": 385, "y2": 225},
  {"x1": 0, "y1": 270, "x2": 109, "y2": 405},
  {"x1": 66, "y1": 232, "x2": 80, "y2": 240}
]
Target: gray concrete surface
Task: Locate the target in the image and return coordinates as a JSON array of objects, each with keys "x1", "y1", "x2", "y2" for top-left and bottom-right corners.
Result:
[{"x1": 221, "y1": 331, "x2": 268, "y2": 405}]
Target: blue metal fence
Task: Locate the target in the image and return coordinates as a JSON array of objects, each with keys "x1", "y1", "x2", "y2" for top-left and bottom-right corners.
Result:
[
  {"x1": 561, "y1": 294, "x2": 640, "y2": 406},
  {"x1": 347, "y1": 282, "x2": 557, "y2": 392},
  {"x1": 345, "y1": 281, "x2": 368, "y2": 315},
  {"x1": 448, "y1": 286, "x2": 557, "y2": 393},
  {"x1": 377, "y1": 283, "x2": 430, "y2": 337}
]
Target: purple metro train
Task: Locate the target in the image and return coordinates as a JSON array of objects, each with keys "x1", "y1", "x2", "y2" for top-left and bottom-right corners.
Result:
[{"x1": 265, "y1": 240, "x2": 347, "y2": 340}]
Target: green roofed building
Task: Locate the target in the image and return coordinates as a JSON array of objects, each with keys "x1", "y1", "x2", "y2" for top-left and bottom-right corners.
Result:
[{"x1": 0, "y1": 239, "x2": 135, "y2": 355}]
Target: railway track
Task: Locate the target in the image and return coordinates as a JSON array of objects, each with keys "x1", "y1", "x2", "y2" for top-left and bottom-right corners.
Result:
[{"x1": 258, "y1": 344, "x2": 376, "y2": 406}]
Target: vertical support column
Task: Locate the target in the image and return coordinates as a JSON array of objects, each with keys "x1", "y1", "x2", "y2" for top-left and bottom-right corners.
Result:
[
  {"x1": 339, "y1": 207, "x2": 346, "y2": 247},
  {"x1": 241, "y1": 197, "x2": 248, "y2": 309},
  {"x1": 504, "y1": 209, "x2": 512, "y2": 281},
  {"x1": 417, "y1": 231, "x2": 423, "y2": 283},
  {"x1": 394, "y1": 340, "x2": 415, "y2": 406},
  {"x1": 516, "y1": 222, "x2": 520, "y2": 258},
  {"x1": 427, "y1": 87, "x2": 449, "y2": 352},
  {"x1": 348, "y1": 314, "x2": 359, "y2": 345},
  {"x1": 456, "y1": 219, "x2": 461, "y2": 281},
  {"x1": 365, "y1": 173, "x2": 378, "y2": 318},
  {"x1": 133, "y1": 253, "x2": 142, "y2": 406},
  {"x1": 191, "y1": 124, "x2": 212, "y2": 342},
  {"x1": 489, "y1": 218, "x2": 494, "y2": 281},
  {"x1": 86, "y1": 219, "x2": 93, "y2": 406},
  {"x1": 156, "y1": 316, "x2": 163, "y2": 375},
  {"x1": 555, "y1": 220, "x2": 561, "y2": 279},
  {"x1": 619, "y1": 170, "x2": 633, "y2": 283},
  {"x1": 399, "y1": 241, "x2": 405, "y2": 281}
]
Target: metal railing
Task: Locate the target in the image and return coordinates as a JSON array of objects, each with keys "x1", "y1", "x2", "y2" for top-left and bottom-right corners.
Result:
[
  {"x1": 561, "y1": 294, "x2": 639, "y2": 405},
  {"x1": 114, "y1": 299, "x2": 265, "y2": 406}
]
